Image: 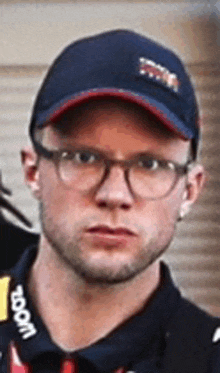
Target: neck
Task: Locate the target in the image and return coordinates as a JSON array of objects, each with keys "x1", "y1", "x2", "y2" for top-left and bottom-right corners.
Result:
[{"x1": 28, "y1": 236, "x2": 161, "y2": 352}]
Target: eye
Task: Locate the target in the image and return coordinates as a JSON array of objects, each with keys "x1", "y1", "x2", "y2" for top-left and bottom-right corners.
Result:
[
  {"x1": 75, "y1": 151, "x2": 98, "y2": 164},
  {"x1": 138, "y1": 157, "x2": 159, "y2": 171},
  {"x1": 61, "y1": 151, "x2": 100, "y2": 164}
]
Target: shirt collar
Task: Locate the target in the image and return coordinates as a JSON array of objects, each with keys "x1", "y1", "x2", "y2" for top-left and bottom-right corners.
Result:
[{"x1": 8, "y1": 246, "x2": 181, "y2": 372}]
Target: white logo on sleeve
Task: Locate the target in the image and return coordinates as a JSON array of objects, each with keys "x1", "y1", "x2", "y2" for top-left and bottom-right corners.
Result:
[
  {"x1": 11, "y1": 284, "x2": 37, "y2": 340},
  {"x1": 212, "y1": 327, "x2": 220, "y2": 343}
]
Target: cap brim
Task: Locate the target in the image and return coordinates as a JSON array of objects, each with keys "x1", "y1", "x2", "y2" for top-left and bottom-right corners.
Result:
[{"x1": 39, "y1": 88, "x2": 194, "y2": 141}]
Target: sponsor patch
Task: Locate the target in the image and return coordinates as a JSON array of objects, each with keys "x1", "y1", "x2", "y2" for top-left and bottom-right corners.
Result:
[{"x1": 11, "y1": 284, "x2": 37, "y2": 340}]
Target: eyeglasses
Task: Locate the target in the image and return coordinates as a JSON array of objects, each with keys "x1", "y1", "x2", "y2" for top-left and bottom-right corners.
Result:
[{"x1": 34, "y1": 141, "x2": 192, "y2": 200}]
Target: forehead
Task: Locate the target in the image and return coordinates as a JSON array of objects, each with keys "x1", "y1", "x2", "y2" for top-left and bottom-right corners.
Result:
[
  {"x1": 41, "y1": 98, "x2": 190, "y2": 158},
  {"x1": 46, "y1": 98, "x2": 178, "y2": 139}
]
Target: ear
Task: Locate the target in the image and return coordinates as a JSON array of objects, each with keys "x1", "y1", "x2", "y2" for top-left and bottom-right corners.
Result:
[
  {"x1": 21, "y1": 146, "x2": 41, "y2": 200},
  {"x1": 179, "y1": 164, "x2": 205, "y2": 219}
]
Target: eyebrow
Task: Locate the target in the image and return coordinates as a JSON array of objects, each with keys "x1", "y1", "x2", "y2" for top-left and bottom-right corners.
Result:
[{"x1": 55, "y1": 143, "x2": 180, "y2": 164}]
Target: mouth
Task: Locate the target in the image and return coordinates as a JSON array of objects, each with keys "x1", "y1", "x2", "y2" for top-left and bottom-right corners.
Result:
[
  {"x1": 85, "y1": 225, "x2": 137, "y2": 247},
  {"x1": 87, "y1": 226, "x2": 136, "y2": 236}
]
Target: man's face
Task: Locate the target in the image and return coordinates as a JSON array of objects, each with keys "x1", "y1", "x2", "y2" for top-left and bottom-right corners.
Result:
[{"x1": 34, "y1": 99, "x2": 192, "y2": 284}]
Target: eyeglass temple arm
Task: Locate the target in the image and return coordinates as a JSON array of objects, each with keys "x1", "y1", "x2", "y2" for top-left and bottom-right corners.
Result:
[{"x1": 32, "y1": 138, "x2": 54, "y2": 159}]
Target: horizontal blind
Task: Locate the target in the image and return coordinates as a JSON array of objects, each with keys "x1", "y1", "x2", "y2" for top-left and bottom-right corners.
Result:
[
  {"x1": 0, "y1": 62, "x2": 220, "y2": 315},
  {"x1": 164, "y1": 62, "x2": 220, "y2": 316},
  {"x1": 0, "y1": 66, "x2": 46, "y2": 230}
]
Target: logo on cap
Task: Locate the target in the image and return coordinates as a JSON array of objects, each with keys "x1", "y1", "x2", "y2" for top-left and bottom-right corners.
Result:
[{"x1": 139, "y1": 57, "x2": 179, "y2": 93}]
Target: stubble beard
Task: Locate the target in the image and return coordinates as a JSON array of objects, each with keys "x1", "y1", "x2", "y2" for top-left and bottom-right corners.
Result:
[{"x1": 39, "y1": 203, "x2": 175, "y2": 285}]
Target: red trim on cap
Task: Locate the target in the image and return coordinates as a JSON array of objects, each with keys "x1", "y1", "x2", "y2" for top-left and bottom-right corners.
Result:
[{"x1": 49, "y1": 89, "x2": 188, "y2": 140}]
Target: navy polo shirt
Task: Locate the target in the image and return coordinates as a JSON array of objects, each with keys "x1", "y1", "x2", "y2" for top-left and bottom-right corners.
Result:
[{"x1": 0, "y1": 246, "x2": 188, "y2": 372}]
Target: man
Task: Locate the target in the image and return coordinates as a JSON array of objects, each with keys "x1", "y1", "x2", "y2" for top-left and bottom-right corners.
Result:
[
  {"x1": 0, "y1": 29, "x2": 219, "y2": 372},
  {"x1": 0, "y1": 172, "x2": 39, "y2": 270}
]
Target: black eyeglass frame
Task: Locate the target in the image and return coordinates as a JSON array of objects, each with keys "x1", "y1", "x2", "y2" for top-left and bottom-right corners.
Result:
[{"x1": 33, "y1": 139, "x2": 193, "y2": 200}]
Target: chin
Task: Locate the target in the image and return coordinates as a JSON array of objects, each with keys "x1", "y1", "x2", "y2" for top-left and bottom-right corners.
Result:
[{"x1": 66, "y1": 252, "x2": 155, "y2": 285}]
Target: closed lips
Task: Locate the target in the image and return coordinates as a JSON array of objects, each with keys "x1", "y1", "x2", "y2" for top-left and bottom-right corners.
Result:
[{"x1": 87, "y1": 226, "x2": 136, "y2": 235}]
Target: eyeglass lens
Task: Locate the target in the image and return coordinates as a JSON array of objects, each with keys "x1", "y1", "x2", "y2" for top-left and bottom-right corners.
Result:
[{"x1": 58, "y1": 156, "x2": 177, "y2": 199}]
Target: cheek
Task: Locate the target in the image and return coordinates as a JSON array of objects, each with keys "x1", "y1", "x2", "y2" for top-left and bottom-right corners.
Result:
[
  {"x1": 150, "y1": 180, "x2": 186, "y2": 226},
  {"x1": 41, "y1": 185, "x2": 79, "y2": 216},
  {"x1": 38, "y1": 169, "x2": 90, "y2": 229},
  {"x1": 38, "y1": 165, "x2": 72, "y2": 214},
  {"x1": 158, "y1": 198, "x2": 183, "y2": 229},
  {"x1": 138, "y1": 196, "x2": 182, "y2": 234}
]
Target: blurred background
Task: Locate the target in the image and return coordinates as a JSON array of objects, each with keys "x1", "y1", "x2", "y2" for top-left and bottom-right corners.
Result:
[{"x1": 0, "y1": 0, "x2": 219, "y2": 315}]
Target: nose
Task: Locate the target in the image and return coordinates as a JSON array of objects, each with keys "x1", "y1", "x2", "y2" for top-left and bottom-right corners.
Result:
[{"x1": 95, "y1": 166, "x2": 134, "y2": 210}]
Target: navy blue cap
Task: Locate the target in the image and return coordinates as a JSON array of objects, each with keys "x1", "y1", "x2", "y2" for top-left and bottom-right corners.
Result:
[{"x1": 30, "y1": 29, "x2": 200, "y2": 151}]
